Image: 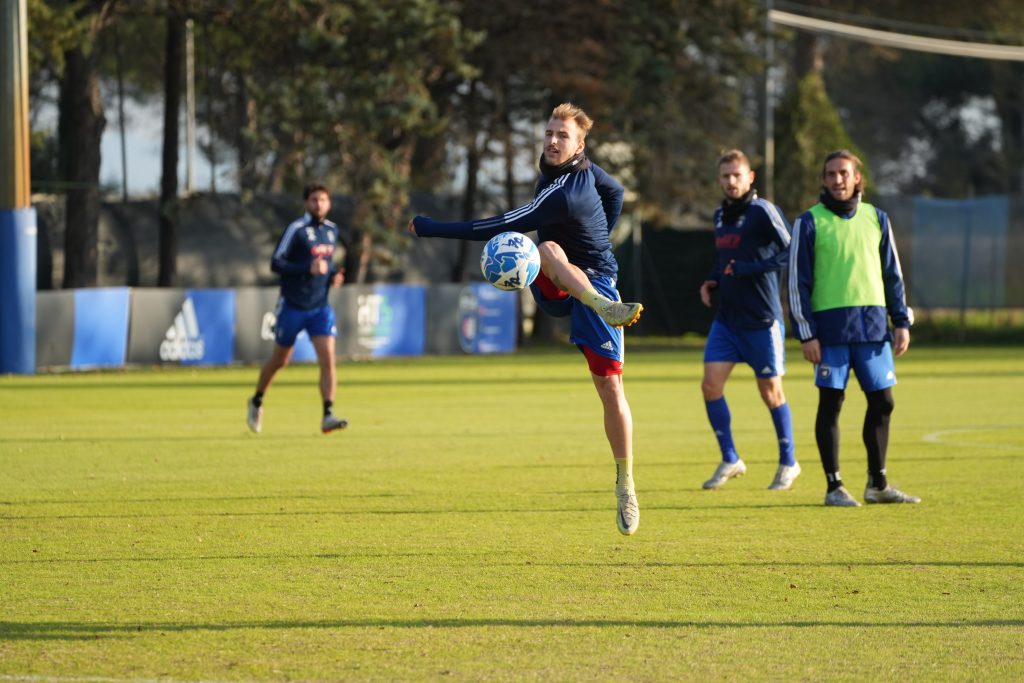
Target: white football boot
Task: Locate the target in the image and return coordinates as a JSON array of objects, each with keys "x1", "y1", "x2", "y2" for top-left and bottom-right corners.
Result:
[
  {"x1": 598, "y1": 301, "x2": 644, "y2": 328},
  {"x1": 246, "y1": 398, "x2": 263, "y2": 434},
  {"x1": 824, "y1": 486, "x2": 861, "y2": 507},
  {"x1": 616, "y1": 486, "x2": 640, "y2": 536},
  {"x1": 321, "y1": 414, "x2": 349, "y2": 434},
  {"x1": 864, "y1": 484, "x2": 921, "y2": 504},
  {"x1": 702, "y1": 459, "x2": 747, "y2": 490},
  {"x1": 768, "y1": 462, "x2": 802, "y2": 490}
]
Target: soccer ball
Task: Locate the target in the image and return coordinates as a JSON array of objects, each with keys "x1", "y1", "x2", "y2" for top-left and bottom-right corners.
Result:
[{"x1": 480, "y1": 231, "x2": 541, "y2": 291}]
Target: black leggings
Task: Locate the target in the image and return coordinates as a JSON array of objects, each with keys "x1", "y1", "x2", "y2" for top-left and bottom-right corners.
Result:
[{"x1": 815, "y1": 387, "x2": 894, "y2": 487}]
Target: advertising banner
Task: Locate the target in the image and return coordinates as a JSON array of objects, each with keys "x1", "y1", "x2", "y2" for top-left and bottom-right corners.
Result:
[
  {"x1": 128, "y1": 288, "x2": 236, "y2": 365},
  {"x1": 70, "y1": 288, "x2": 130, "y2": 368},
  {"x1": 35, "y1": 290, "x2": 74, "y2": 369},
  {"x1": 460, "y1": 284, "x2": 518, "y2": 354},
  {"x1": 234, "y1": 287, "x2": 317, "y2": 364},
  {"x1": 0, "y1": 208, "x2": 36, "y2": 373},
  {"x1": 346, "y1": 284, "x2": 426, "y2": 357},
  {"x1": 426, "y1": 283, "x2": 518, "y2": 355}
]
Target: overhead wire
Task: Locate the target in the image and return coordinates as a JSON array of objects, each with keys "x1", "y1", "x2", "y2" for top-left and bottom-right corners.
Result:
[{"x1": 769, "y1": 9, "x2": 1024, "y2": 61}]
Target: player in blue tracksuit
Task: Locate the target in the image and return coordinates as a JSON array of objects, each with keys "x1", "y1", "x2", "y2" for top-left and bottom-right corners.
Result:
[
  {"x1": 247, "y1": 183, "x2": 349, "y2": 435},
  {"x1": 698, "y1": 149, "x2": 800, "y2": 492},
  {"x1": 789, "y1": 150, "x2": 918, "y2": 506},
  {"x1": 408, "y1": 103, "x2": 643, "y2": 536}
]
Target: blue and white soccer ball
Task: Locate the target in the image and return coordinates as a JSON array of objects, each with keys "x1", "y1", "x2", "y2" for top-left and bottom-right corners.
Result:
[{"x1": 480, "y1": 231, "x2": 541, "y2": 291}]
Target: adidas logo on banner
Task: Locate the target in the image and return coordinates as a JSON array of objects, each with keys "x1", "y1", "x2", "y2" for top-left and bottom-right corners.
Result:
[{"x1": 159, "y1": 297, "x2": 206, "y2": 361}]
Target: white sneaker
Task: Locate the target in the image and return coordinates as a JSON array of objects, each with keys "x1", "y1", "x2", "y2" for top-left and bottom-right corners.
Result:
[
  {"x1": 616, "y1": 486, "x2": 640, "y2": 536},
  {"x1": 599, "y1": 301, "x2": 644, "y2": 328},
  {"x1": 702, "y1": 459, "x2": 746, "y2": 489},
  {"x1": 321, "y1": 414, "x2": 349, "y2": 434},
  {"x1": 864, "y1": 485, "x2": 921, "y2": 504},
  {"x1": 824, "y1": 486, "x2": 861, "y2": 507},
  {"x1": 768, "y1": 462, "x2": 801, "y2": 490},
  {"x1": 246, "y1": 398, "x2": 263, "y2": 434}
]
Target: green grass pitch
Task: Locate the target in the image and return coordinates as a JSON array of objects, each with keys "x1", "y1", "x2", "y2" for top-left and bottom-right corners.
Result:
[{"x1": 1, "y1": 344, "x2": 1022, "y2": 681}]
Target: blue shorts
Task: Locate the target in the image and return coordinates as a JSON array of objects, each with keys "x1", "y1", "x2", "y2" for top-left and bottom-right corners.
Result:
[
  {"x1": 815, "y1": 342, "x2": 896, "y2": 392},
  {"x1": 704, "y1": 319, "x2": 786, "y2": 378},
  {"x1": 273, "y1": 299, "x2": 337, "y2": 347},
  {"x1": 529, "y1": 273, "x2": 623, "y2": 364}
]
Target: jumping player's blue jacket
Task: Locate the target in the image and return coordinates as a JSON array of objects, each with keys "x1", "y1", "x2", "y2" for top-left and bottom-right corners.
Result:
[
  {"x1": 413, "y1": 158, "x2": 624, "y2": 277},
  {"x1": 271, "y1": 212, "x2": 341, "y2": 310},
  {"x1": 706, "y1": 192, "x2": 791, "y2": 330},
  {"x1": 788, "y1": 199, "x2": 911, "y2": 345}
]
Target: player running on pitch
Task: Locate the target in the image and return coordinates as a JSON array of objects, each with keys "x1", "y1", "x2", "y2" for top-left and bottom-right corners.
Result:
[
  {"x1": 407, "y1": 103, "x2": 643, "y2": 535},
  {"x1": 699, "y1": 149, "x2": 801, "y2": 491},
  {"x1": 247, "y1": 183, "x2": 348, "y2": 436}
]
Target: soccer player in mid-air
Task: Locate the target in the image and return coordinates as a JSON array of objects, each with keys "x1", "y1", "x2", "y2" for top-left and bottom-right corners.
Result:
[
  {"x1": 407, "y1": 103, "x2": 644, "y2": 535},
  {"x1": 698, "y1": 149, "x2": 801, "y2": 491},
  {"x1": 247, "y1": 183, "x2": 348, "y2": 435},
  {"x1": 789, "y1": 150, "x2": 919, "y2": 507}
]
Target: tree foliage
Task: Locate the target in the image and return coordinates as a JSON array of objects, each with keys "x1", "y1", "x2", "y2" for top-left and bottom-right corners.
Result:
[
  {"x1": 773, "y1": 70, "x2": 865, "y2": 217},
  {"x1": 26, "y1": 0, "x2": 1024, "y2": 289}
]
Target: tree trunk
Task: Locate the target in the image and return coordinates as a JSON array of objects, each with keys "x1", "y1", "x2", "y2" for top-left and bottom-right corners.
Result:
[
  {"x1": 58, "y1": 46, "x2": 105, "y2": 288},
  {"x1": 794, "y1": 32, "x2": 823, "y2": 78},
  {"x1": 158, "y1": 13, "x2": 184, "y2": 287},
  {"x1": 235, "y1": 74, "x2": 259, "y2": 200},
  {"x1": 454, "y1": 81, "x2": 480, "y2": 283},
  {"x1": 500, "y1": 82, "x2": 517, "y2": 211}
]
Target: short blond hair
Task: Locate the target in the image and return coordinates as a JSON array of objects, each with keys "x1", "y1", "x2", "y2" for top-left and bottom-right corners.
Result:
[
  {"x1": 550, "y1": 103, "x2": 594, "y2": 138},
  {"x1": 717, "y1": 149, "x2": 750, "y2": 168}
]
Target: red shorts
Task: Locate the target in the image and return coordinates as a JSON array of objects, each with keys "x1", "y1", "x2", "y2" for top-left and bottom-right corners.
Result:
[
  {"x1": 533, "y1": 271, "x2": 569, "y2": 301},
  {"x1": 533, "y1": 272, "x2": 623, "y2": 377},
  {"x1": 581, "y1": 345, "x2": 623, "y2": 376}
]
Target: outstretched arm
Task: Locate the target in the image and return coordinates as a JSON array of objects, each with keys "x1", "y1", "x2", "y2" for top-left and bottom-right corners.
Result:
[{"x1": 409, "y1": 186, "x2": 568, "y2": 241}]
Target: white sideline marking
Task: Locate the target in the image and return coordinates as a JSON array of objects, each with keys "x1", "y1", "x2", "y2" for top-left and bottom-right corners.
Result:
[{"x1": 922, "y1": 425, "x2": 1022, "y2": 451}]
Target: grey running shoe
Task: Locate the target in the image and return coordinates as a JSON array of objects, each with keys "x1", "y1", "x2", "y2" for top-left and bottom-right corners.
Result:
[
  {"x1": 616, "y1": 486, "x2": 640, "y2": 536},
  {"x1": 703, "y1": 459, "x2": 747, "y2": 490},
  {"x1": 864, "y1": 485, "x2": 921, "y2": 504},
  {"x1": 824, "y1": 486, "x2": 861, "y2": 507},
  {"x1": 599, "y1": 301, "x2": 644, "y2": 328},
  {"x1": 246, "y1": 398, "x2": 263, "y2": 434},
  {"x1": 321, "y1": 414, "x2": 349, "y2": 434},
  {"x1": 768, "y1": 462, "x2": 802, "y2": 490}
]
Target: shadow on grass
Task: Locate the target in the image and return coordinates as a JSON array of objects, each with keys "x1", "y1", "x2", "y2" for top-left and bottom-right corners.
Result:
[
  {"x1": 0, "y1": 501, "x2": 829, "y2": 521},
  {"x1": 0, "y1": 372, "x2": 693, "y2": 392},
  {"x1": 2, "y1": 616, "x2": 1022, "y2": 641},
  {"x1": 2, "y1": 552, "x2": 1021, "y2": 569}
]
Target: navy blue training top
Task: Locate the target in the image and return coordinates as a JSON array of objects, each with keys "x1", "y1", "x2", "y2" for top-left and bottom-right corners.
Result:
[
  {"x1": 413, "y1": 162, "x2": 625, "y2": 278},
  {"x1": 707, "y1": 196, "x2": 792, "y2": 330},
  {"x1": 271, "y1": 213, "x2": 341, "y2": 310}
]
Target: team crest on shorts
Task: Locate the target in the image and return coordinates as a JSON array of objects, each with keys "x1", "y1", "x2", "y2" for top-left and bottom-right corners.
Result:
[{"x1": 819, "y1": 365, "x2": 831, "y2": 378}]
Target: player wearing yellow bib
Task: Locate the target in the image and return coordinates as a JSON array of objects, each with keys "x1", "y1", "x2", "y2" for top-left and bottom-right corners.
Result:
[{"x1": 788, "y1": 150, "x2": 920, "y2": 507}]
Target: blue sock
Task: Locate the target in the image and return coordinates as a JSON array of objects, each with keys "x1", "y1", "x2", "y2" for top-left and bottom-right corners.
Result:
[
  {"x1": 705, "y1": 397, "x2": 739, "y2": 463},
  {"x1": 770, "y1": 402, "x2": 796, "y2": 466}
]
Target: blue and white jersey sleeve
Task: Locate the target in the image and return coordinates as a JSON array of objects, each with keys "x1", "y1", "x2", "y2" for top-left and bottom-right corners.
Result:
[
  {"x1": 729, "y1": 200, "x2": 791, "y2": 278},
  {"x1": 877, "y1": 208, "x2": 911, "y2": 329},
  {"x1": 271, "y1": 216, "x2": 314, "y2": 276},
  {"x1": 787, "y1": 212, "x2": 817, "y2": 342},
  {"x1": 412, "y1": 182, "x2": 569, "y2": 241}
]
